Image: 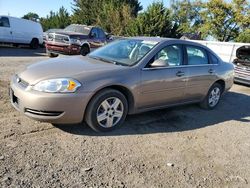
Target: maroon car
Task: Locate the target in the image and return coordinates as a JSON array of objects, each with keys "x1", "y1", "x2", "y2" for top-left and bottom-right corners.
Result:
[{"x1": 45, "y1": 24, "x2": 111, "y2": 57}]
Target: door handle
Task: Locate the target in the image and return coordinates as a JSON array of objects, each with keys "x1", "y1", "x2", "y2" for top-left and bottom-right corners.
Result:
[
  {"x1": 208, "y1": 69, "x2": 215, "y2": 74},
  {"x1": 176, "y1": 71, "x2": 185, "y2": 77}
]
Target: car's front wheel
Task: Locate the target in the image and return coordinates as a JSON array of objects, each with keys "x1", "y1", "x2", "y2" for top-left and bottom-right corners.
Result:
[
  {"x1": 200, "y1": 83, "x2": 222, "y2": 109},
  {"x1": 47, "y1": 52, "x2": 59, "y2": 58},
  {"x1": 85, "y1": 89, "x2": 128, "y2": 132},
  {"x1": 80, "y1": 45, "x2": 90, "y2": 56}
]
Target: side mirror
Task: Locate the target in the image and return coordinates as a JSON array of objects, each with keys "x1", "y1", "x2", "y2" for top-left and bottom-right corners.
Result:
[
  {"x1": 90, "y1": 33, "x2": 96, "y2": 38},
  {"x1": 150, "y1": 59, "x2": 168, "y2": 68}
]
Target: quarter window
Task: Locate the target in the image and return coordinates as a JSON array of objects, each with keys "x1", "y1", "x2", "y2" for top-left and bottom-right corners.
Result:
[
  {"x1": 0, "y1": 17, "x2": 10, "y2": 27},
  {"x1": 186, "y1": 46, "x2": 209, "y2": 65},
  {"x1": 154, "y1": 45, "x2": 183, "y2": 66}
]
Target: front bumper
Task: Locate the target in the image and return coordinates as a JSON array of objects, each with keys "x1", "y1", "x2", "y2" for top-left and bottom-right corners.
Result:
[
  {"x1": 46, "y1": 43, "x2": 81, "y2": 55},
  {"x1": 234, "y1": 77, "x2": 250, "y2": 86},
  {"x1": 234, "y1": 66, "x2": 250, "y2": 86},
  {"x1": 10, "y1": 76, "x2": 92, "y2": 124}
]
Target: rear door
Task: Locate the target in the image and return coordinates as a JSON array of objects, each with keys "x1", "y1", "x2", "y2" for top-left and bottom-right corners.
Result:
[
  {"x1": 139, "y1": 44, "x2": 188, "y2": 109},
  {"x1": 0, "y1": 16, "x2": 12, "y2": 43},
  {"x1": 184, "y1": 45, "x2": 218, "y2": 101}
]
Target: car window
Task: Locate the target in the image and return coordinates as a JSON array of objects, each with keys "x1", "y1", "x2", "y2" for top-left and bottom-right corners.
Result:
[
  {"x1": 64, "y1": 25, "x2": 91, "y2": 35},
  {"x1": 98, "y1": 28, "x2": 106, "y2": 39},
  {"x1": 0, "y1": 17, "x2": 10, "y2": 27},
  {"x1": 89, "y1": 39, "x2": 158, "y2": 66},
  {"x1": 154, "y1": 45, "x2": 183, "y2": 67},
  {"x1": 90, "y1": 28, "x2": 99, "y2": 39},
  {"x1": 210, "y1": 53, "x2": 219, "y2": 64},
  {"x1": 186, "y1": 46, "x2": 209, "y2": 65}
]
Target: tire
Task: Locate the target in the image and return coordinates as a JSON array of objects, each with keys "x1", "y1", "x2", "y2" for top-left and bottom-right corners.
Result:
[
  {"x1": 80, "y1": 45, "x2": 90, "y2": 56},
  {"x1": 85, "y1": 89, "x2": 128, "y2": 132},
  {"x1": 48, "y1": 52, "x2": 59, "y2": 58},
  {"x1": 200, "y1": 83, "x2": 222, "y2": 110},
  {"x1": 30, "y1": 38, "x2": 39, "y2": 49}
]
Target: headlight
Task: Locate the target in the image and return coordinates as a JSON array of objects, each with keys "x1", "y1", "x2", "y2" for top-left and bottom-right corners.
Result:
[
  {"x1": 70, "y1": 38, "x2": 81, "y2": 45},
  {"x1": 32, "y1": 78, "x2": 81, "y2": 93}
]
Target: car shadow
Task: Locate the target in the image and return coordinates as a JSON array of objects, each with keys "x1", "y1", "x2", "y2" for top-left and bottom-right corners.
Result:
[
  {"x1": 54, "y1": 91, "x2": 250, "y2": 136},
  {"x1": 0, "y1": 46, "x2": 47, "y2": 57}
]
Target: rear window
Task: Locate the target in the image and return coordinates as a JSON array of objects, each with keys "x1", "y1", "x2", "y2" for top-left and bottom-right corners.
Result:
[
  {"x1": 64, "y1": 25, "x2": 91, "y2": 35},
  {"x1": 98, "y1": 28, "x2": 106, "y2": 39},
  {"x1": 210, "y1": 53, "x2": 219, "y2": 64},
  {"x1": 186, "y1": 46, "x2": 209, "y2": 65},
  {"x1": 0, "y1": 17, "x2": 10, "y2": 27}
]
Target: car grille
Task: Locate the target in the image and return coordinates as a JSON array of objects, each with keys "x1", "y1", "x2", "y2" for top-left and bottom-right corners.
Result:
[
  {"x1": 235, "y1": 65, "x2": 250, "y2": 78},
  {"x1": 48, "y1": 33, "x2": 70, "y2": 44}
]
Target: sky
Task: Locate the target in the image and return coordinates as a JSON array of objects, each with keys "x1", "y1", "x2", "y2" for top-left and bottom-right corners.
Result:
[{"x1": 0, "y1": 0, "x2": 169, "y2": 18}]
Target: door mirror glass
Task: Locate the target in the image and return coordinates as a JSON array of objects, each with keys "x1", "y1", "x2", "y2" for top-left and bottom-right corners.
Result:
[
  {"x1": 90, "y1": 33, "x2": 95, "y2": 38},
  {"x1": 151, "y1": 59, "x2": 169, "y2": 67}
]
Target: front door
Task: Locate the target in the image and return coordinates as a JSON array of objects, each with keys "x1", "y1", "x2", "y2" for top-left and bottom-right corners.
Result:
[
  {"x1": 139, "y1": 44, "x2": 188, "y2": 109},
  {"x1": 0, "y1": 16, "x2": 12, "y2": 43},
  {"x1": 89, "y1": 27, "x2": 102, "y2": 50}
]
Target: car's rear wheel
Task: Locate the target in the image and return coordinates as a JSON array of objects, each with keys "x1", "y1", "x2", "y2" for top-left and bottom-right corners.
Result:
[
  {"x1": 30, "y1": 38, "x2": 39, "y2": 49},
  {"x1": 200, "y1": 83, "x2": 222, "y2": 109},
  {"x1": 80, "y1": 45, "x2": 90, "y2": 56},
  {"x1": 85, "y1": 89, "x2": 128, "y2": 132}
]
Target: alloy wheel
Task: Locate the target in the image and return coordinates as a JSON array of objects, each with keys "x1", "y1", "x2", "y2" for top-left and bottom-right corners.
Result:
[
  {"x1": 96, "y1": 97, "x2": 124, "y2": 128},
  {"x1": 208, "y1": 87, "x2": 221, "y2": 107}
]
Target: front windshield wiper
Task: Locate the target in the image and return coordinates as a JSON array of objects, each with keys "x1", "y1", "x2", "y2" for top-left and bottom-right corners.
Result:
[{"x1": 89, "y1": 56, "x2": 127, "y2": 66}]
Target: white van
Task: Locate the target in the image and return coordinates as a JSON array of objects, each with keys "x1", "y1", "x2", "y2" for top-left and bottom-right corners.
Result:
[{"x1": 0, "y1": 16, "x2": 43, "y2": 49}]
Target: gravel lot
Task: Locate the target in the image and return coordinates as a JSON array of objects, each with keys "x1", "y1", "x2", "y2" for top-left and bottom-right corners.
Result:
[{"x1": 0, "y1": 47, "x2": 250, "y2": 188}]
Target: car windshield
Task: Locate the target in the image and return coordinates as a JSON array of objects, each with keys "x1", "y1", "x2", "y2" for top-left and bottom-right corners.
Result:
[
  {"x1": 64, "y1": 25, "x2": 91, "y2": 35},
  {"x1": 88, "y1": 39, "x2": 158, "y2": 66}
]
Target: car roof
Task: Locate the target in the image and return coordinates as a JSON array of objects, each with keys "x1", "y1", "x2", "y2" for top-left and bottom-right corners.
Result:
[
  {"x1": 130, "y1": 36, "x2": 204, "y2": 45},
  {"x1": 127, "y1": 36, "x2": 220, "y2": 59},
  {"x1": 69, "y1": 24, "x2": 94, "y2": 28}
]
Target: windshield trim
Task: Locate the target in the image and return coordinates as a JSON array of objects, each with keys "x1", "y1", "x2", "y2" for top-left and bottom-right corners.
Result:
[{"x1": 88, "y1": 55, "x2": 129, "y2": 66}]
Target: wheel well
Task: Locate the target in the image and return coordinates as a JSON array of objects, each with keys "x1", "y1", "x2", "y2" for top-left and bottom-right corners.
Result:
[
  {"x1": 215, "y1": 80, "x2": 225, "y2": 93},
  {"x1": 81, "y1": 43, "x2": 90, "y2": 49},
  {"x1": 31, "y1": 38, "x2": 39, "y2": 43},
  {"x1": 89, "y1": 85, "x2": 135, "y2": 114}
]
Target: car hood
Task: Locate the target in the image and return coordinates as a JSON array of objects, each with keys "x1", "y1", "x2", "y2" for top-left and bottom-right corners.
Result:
[
  {"x1": 54, "y1": 31, "x2": 89, "y2": 39},
  {"x1": 18, "y1": 56, "x2": 124, "y2": 85}
]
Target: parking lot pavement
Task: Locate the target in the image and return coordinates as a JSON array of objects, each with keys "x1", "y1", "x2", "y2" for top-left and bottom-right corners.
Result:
[
  {"x1": 0, "y1": 46, "x2": 47, "y2": 57},
  {"x1": 0, "y1": 47, "x2": 250, "y2": 187}
]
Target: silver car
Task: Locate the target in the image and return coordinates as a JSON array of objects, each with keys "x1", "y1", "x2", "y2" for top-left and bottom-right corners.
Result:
[{"x1": 10, "y1": 37, "x2": 234, "y2": 132}]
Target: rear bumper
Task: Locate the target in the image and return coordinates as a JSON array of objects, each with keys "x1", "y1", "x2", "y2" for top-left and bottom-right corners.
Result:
[
  {"x1": 10, "y1": 76, "x2": 92, "y2": 124},
  {"x1": 46, "y1": 43, "x2": 81, "y2": 55}
]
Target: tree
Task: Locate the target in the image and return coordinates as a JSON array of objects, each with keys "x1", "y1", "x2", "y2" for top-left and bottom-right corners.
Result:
[
  {"x1": 200, "y1": 0, "x2": 250, "y2": 42},
  {"x1": 22, "y1": 12, "x2": 39, "y2": 21},
  {"x1": 71, "y1": 0, "x2": 102, "y2": 25},
  {"x1": 96, "y1": 2, "x2": 134, "y2": 36},
  {"x1": 40, "y1": 6, "x2": 71, "y2": 31},
  {"x1": 171, "y1": 0, "x2": 204, "y2": 35},
  {"x1": 126, "y1": 2, "x2": 176, "y2": 37},
  {"x1": 71, "y1": 0, "x2": 142, "y2": 25},
  {"x1": 55, "y1": 6, "x2": 71, "y2": 28},
  {"x1": 236, "y1": 29, "x2": 250, "y2": 43}
]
